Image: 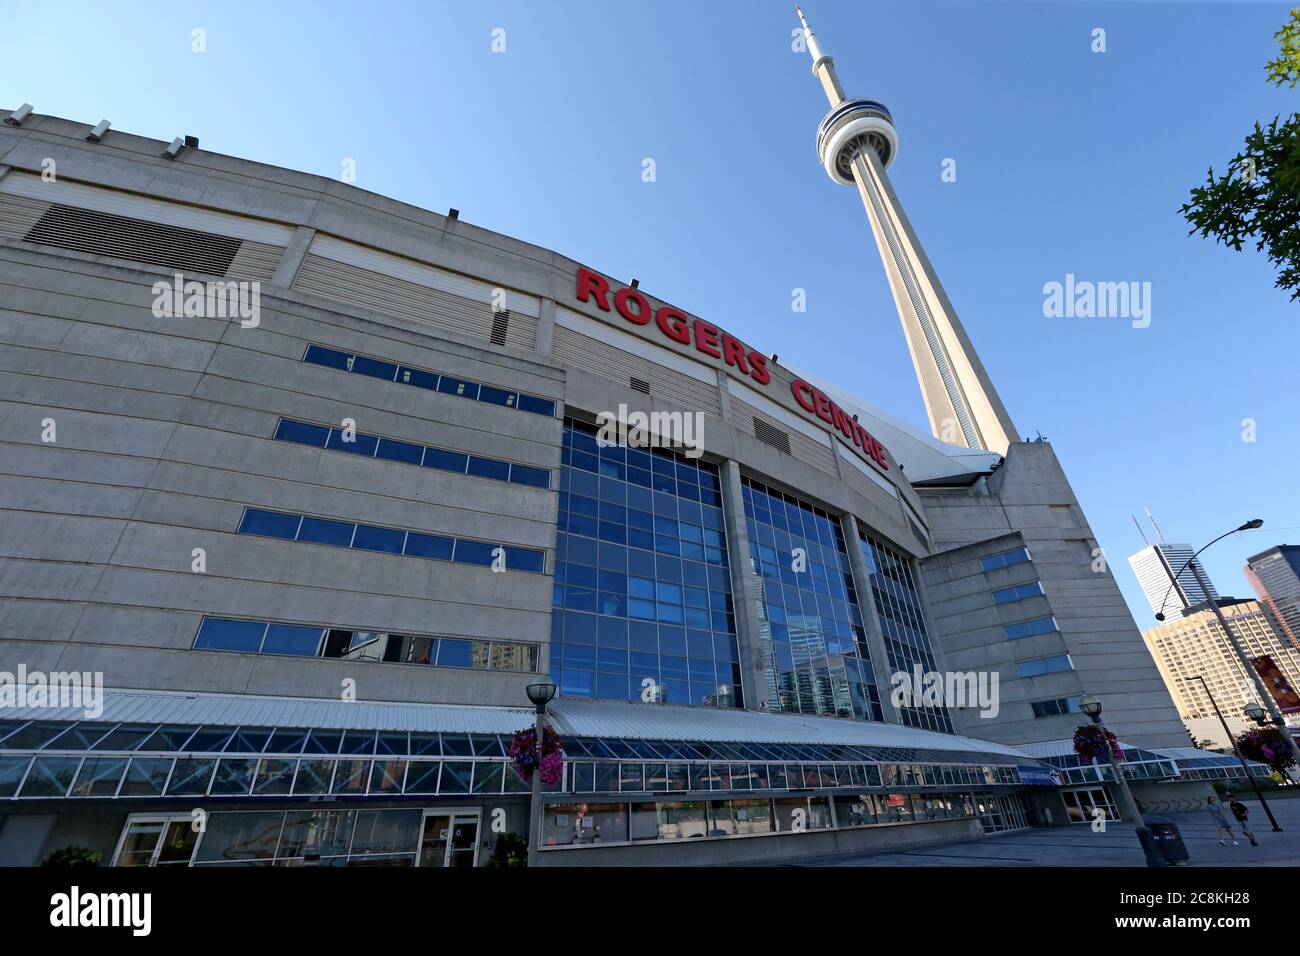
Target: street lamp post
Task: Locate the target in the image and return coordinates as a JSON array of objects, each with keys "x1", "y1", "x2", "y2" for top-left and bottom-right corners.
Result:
[
  {"x1": 1190, "y1": 675, "x2": 1281, "y2": 832},
  {"x1": 1078, "y1": 694, "x2": 1166, "y2": 867},
  {"x1": 1153, "y1": 519, "x2": 1300, "y2": 774},
  {"x1": 525, "y1": 675, "x2": 557, "y2": 868}
]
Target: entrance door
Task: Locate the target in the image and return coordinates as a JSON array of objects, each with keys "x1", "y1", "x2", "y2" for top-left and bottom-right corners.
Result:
[
  {"x1": 417, "y1": 811, "x2": 479, "y2": 867},
  {"x1": 113, "y1": 815, "x2": 200, "y2": 866}
]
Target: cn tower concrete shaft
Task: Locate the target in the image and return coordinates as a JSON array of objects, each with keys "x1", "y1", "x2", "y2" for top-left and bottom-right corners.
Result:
[{"x1": 797, "y1": 6, "x2": 1018, "y2": 455}]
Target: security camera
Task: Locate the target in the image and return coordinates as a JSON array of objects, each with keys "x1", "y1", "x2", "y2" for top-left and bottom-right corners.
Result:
[
  {"x1": 4, "y1": 103, "x2": 33, "y2": 126},
  {"x1": 86, "y1": 119, "x2": 111, "y2": 142},
  {"x1": 161, "y1": 137, "x2": 185, "y2": 160}
]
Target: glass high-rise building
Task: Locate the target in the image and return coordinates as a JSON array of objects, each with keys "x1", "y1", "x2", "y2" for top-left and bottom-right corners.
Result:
[{"x1": 1247, "y1": 545, "x2": 1300, "y2": 650}]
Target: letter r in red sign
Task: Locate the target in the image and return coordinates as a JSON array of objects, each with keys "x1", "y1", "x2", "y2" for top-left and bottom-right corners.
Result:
[{"x1": 575, "y1": 267, "x2": 611, "y2": 311}]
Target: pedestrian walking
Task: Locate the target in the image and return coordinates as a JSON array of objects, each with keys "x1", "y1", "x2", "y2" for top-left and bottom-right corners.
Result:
[
  {"x1": 1207, "y1": 796, "x2": 1239, "y2": 846},
  {"x1": 1229, "y1": 798, "x2": 1259, "y2": 846}
]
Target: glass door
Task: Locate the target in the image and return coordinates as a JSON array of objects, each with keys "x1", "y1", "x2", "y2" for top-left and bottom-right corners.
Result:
[
  {"x1": 113, "y1": 815, "x2": 199, "y2": 866},
  {"x1": 418, "y1": 811, "x2": 480, "y2": 867}
]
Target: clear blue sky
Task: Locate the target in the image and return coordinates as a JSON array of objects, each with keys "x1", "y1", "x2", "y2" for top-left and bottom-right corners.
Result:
[{"x1": 3, "y1": 0, "x2": 1294, "y2": 625}]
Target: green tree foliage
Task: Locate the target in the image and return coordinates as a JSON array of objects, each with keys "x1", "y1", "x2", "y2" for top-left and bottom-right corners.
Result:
[{"x1": 1181, "y1": 9, "x2": 1300, "y2": 300}]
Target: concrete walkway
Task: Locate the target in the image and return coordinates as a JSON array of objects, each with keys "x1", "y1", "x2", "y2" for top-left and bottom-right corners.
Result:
[{"x1": 797, "y1": 795, "x2": 1300, "y2": 867}]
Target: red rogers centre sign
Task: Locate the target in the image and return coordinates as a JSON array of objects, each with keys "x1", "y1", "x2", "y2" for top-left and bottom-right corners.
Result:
[{"x1": 575, "y1": 267, "x2": 889, "y2": 471}]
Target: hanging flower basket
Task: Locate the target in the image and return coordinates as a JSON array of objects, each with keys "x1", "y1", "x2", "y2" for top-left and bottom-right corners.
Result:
[
  {"x1": 1073, "y1": 724, "x2": 1124, "y2": 763},
  {"x1": 1235, "y1": 726, "x2": 1296, "y2": 773},
  {"x1": 509, "y1": 723, "x2": 565, "y2": 785}
]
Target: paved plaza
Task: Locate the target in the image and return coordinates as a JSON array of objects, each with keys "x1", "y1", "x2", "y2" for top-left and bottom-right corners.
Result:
[{"x1": 797, "y1": 795, "x2": 1300, "y2": 867}]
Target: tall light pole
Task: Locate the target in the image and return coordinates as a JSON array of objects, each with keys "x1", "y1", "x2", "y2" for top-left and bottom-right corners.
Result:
[
  {"x1": 1078, "y1": 694, "x2": 1166, "y2": 867},
  {"x1": 525, "y1": 675, "x2": 556, "y2": 868},
  {"x1": 1189, "y1": 675, "x2": 1280, "y2": 832},
  {"x1": 1154, "y1": 519, "x2": 1300, "y2": 772}
]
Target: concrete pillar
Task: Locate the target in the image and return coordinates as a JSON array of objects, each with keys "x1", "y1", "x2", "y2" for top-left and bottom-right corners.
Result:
[
  {"x1": 718, "y1": 459, "x2": 771, "y2": 713},
  {"x1": 535, "y1": 297, "x2": 555, "y2": 357},
  {"x1": 839, "y1": 513, "x2": 902, "y2": 724},
  {"x1": 269, "y1": 225, "x2": 317, "y2": 290}
]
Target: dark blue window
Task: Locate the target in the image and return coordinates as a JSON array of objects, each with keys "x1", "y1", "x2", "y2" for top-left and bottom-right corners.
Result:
[
  {"x1": 423, "y1": 448, "x2": 469, "y2": 474},
  {"x1": 195, "y1": 618, "x2": 266, "y2": 652},
  {"x1": 349, "y1": 355, "x2": 399, "y2": 381},
  {"x1": 509, "y1": 465, "x2": 550, "y2": 489},
  {"x1": 239, "y1": 509, "x2": 300, "y2": 540},
  {"x1": 516, "y1": 394, "x2": 556, "y2": 417},
  {"x1": 467, "y1": 456, "x2": 511, "y2": 481},
  {"x1": 261, "y1": 624, "x2": 324, "y2": 657},
  {"x1": 326, "y1": 429, "x2": 379, "y2": 457},
  {"x1": 437, "y1": 376, "x2": 479, "y2": 400},
  {"x1": 404, "y1": 532, "x2": 455, "y2": 561},
  {"x1": 437, "y1": 640, "x2": 473, "y2": 668},
  {"x1": 352, "y1": 524, "x2": 407, "y2": 554},
  {"x1": 303, "y1": 345, "x2": 352, "y2": 370},
  {"x1": 397, "y1": 366, "x2": 439, "y2": 390},
  {"x1": 274, "y1": 420, "x2": 330, "y2": 448},
  {"x1": 477, "y1": 384, "x2": 516, "y2": 407},
  {"x1": 375, "y1": 438, "x2": 424, "y2": 465},
  {"x1": 504, "y1": 547, "x2": 546, "y2": 574},
  {"x1": 297, "y1": 516, "x2": 356, "y2": 547},
  {"x1": 453, "y1": 539, "x2": 498, "y2": 567}
]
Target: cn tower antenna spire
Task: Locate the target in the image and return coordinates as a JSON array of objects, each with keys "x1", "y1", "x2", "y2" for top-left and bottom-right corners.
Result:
[{"x1": 795, "y1": 6, "x2": 1019, "y2": 455}]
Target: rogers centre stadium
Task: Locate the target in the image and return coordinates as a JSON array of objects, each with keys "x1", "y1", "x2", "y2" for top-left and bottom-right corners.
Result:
[{"x1": 0, "y1": 18, "x2": 1264, "y2": 867}]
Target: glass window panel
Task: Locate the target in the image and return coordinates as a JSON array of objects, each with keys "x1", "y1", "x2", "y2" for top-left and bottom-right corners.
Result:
[
  {"x1": 369, "y1": 759, "x2": 407, "y2": 794},
  {"x1": 195, "y1": 617, "x2": 266, "y2": 652},
  {"x1": 264, "y1": 728, "x2": 309, "y2": 754},
  {"x1": 452, "y1": 539, "x2": 497, "y2": 567},
  {"x1": 165, "y1": 758, "x2": 217, "y2": 796},
  {"x1": 278, "y1": 810, "x2": 355, "y2": 861},
  {"x1": 210, "y1": 758, "x2": 258, "y2": 795},
  {"x1": 352, "y1": 524, "x2": 406, "y2": 554},
  {"x1": 253, "y1": 759, "x2": 297, "y2": 795},
  {"x1": 331, "y1": 759, "x2": 370, "y2": 794},
  {"x1": 375, "y1": 437, "x2": 424, "y2": 465},
  {"x1": 238, "y1": 509, "x2": 300, "y2": 540},
  {"x1": 404, "y1": 761, "x2": 441, "y2": 793},
  {"x1": 510, "y1": 464, "x2": 551, "y2": 489},
  {"x1": 185, "y1": 726, "x2": 237, "y2": 752},
  {"x1": 440, "y1": 761, "x2": 474, "y2": 794},
  {"x1": 467, "y1": 456, "x2": 511, "y2": 481},
  {"x1": 349, "y1": 809, "x2": 422, "y2": 857},
  {"x1": 291, "y1": 759, "x2": 336, "y2": 795},
  {"x1": 437, "y1": 640, "x2": 473, "y2": 669},
  {"x1": 471, "y1": 761, "x2": 503, "y2": 795},
  {"x1": 652, "y1": 800, "x2": 707, "y2": 840},
  {"x1": 297, "y1": 516, "x2": 356, "y2": 547},
  {"x1": 194, "y1": 811, "x2": 286, "y2": 864},
  {"x1": 253, "y1": 621, "x2": 322, "y2": 657},
  {"x1": 422, "y1": 447, "x2": 470, "y2": 474},
  {"x1": 65, "y1": 756, "x2": 125, "y2": 797},
  {"x1": 325, "y1": 429, "x2": 379, "y2": 457},
  {"x1": 303, "y1": 344, "x2": 352, "y2": 370},
  {"x1": 340, "y1": 731, "x2": 376, "y2": 756},
  {"x1": 404, "y1": 532, "x2": 456, "y2": 561},
  {"x1": 118, "y1": 757, "x2": 172, "y2": 796},
  {"x1": 90, "y1": 723, "x2": 155, "y2": 752},
  {"x1": 0, "y1": 756, "x2": 28, "y2": 797}
]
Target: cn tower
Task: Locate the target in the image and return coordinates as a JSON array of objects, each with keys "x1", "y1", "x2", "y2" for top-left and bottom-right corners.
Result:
[{"x1": 796, "y1": 6, "x2": 1018, "y2": 455}]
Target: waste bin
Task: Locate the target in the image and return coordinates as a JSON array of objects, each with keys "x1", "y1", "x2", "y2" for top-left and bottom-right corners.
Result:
[{"x1": 1142, "y1": 815, "x2": 1190, "y2": 865}]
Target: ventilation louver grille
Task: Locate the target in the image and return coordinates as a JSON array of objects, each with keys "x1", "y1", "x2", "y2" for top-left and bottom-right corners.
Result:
[
  {"x1": 630, "y1": 376, "x2": 651, "y2": 394},
  {"x1": 753, "y1": 418, "x2": 792, "y2": 455},
  {"x1": 24, "y1": 203, "x2": 244, "y2": 276},
  {"x1": 490, "y1": 309, "x2": 510, "y2": 346}
]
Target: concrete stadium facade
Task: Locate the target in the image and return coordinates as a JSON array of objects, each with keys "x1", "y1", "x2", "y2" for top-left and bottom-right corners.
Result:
[{"x1": 0, "y1": 109, "x2": 1221, "y2": 867}]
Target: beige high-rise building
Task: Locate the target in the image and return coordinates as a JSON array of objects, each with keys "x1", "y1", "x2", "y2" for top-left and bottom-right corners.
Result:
[{"x1": 1142, "y1": 599, "x2": 1300, "y2": 746}]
